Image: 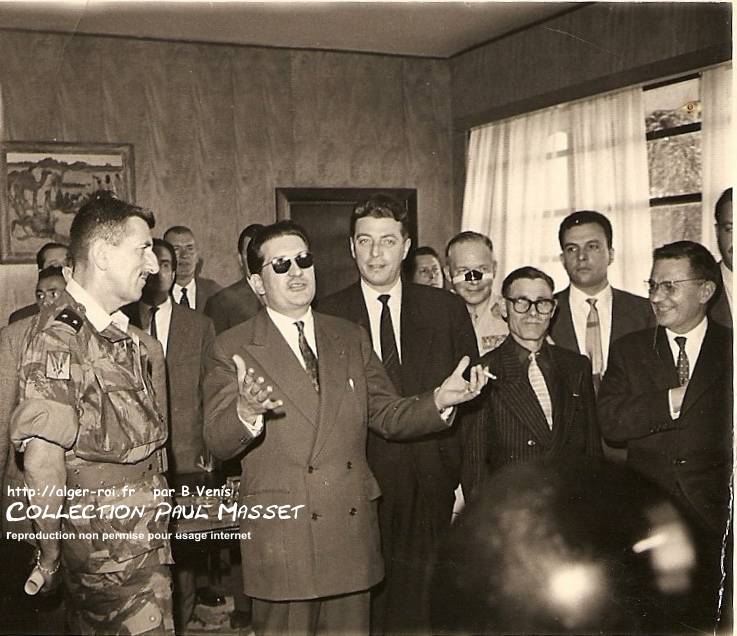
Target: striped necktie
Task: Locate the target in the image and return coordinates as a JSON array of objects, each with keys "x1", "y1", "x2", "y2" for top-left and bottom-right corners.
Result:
[
  {"x1": 528, "y1": 351, "x2": 553, "y2": 430},
  {"x1": 295, "y1": 321, "x2": 320, "y2": 393}
]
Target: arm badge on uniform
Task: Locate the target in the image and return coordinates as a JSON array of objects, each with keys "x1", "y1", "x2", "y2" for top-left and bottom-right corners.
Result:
[{"x1": 46, "y1": 351, "x2": 71, "y2": 380}]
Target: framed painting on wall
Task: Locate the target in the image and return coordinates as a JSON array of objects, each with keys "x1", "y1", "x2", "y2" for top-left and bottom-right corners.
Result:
[{"x1": 0, "y1": 141, "x2": 135, "y2": 263}]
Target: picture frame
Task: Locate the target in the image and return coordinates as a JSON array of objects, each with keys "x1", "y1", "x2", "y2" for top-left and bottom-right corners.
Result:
[{"x1": 0, "y1": 141, "x2": 135, "y2": 263}]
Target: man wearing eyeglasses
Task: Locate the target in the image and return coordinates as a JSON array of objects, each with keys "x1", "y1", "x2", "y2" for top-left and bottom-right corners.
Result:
[
  {"x1": 709, "y1": 187, "x2": 732, "y2": 328},
  {"x1": 598, "y1": 240, "x2": 732, "y2": 632},
  {"x1": 203, "y1": 220, "x2": 486, "y2": 636},
  {"x1": 473, "y1": 266, "x2": 601, "y2": 488}
]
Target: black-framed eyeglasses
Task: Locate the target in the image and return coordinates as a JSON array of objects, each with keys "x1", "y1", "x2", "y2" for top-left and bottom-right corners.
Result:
[
  {"x1": 504, "y1": 297, "x2": 556, "y2": 315},
  {"x1": 264, "y1": 251, "x2": 314, "y2": 275},
  {"x1": 645, "y1": 278, "x2": 704, "y2": 296}
]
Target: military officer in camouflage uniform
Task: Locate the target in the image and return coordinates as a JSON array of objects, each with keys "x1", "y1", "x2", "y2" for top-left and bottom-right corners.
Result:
[{"x1": 10, "y1": 191, "x2": 175, "y2": 634}]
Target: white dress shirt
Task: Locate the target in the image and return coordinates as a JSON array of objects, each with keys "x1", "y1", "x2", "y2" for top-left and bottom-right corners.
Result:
[
  {"x1": 172, "y1": 278, "x2": 197, "y2": 309},
  {"x1": 360, "y1": 278, "x2": 402, "y2": 362},
  {"x1": 720, "y1": 261, "x2": 733, "y2": 312},
  {"x1": 569, "y1": 283, "x2": 613, "y2": 372},
  {"x1": 141, "y1": 296, "x2": 173, "y2": 356},
  {"x1": 665, "y1": 316, "x2": 708, "y2": 418},
  {"x1": 66, "y1": 277, "x2": 132, "y2": 338}
]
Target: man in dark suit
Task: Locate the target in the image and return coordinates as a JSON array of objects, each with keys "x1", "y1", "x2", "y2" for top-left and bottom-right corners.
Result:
[
  {"x1": 123, "y1": 238, "x2": 216, "y2": 631},
  {"x1": 551, "y1": 211, "x2": 653, "y2": 387},
  {"x1": 204, "y1": 223, "x2": 263, "y2": 334},
  {"x1": 473, "y1": 267, "x2": 600, "y2": 492},
  {"x1": 598, "y1": 240, "x2": 732, "y2": 631},
  {"x1": 317, "y1": 194, "x2": 479, "y2": 635},
  {"x1": 164, "y1": 225, "x2": 221, "y2": 311},
  {"x1": 710, "y1": 187, "x2": 732, "y2": 327},
  {"x1": 203, "y1": 220, "x2": 486, "y2": 636},
  {"x1": 7, "y1": 242, "x2": 69, "y2": 324}
]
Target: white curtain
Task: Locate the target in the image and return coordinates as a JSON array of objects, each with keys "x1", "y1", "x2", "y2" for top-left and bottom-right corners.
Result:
[
  {"x1": 463, "y1": 86, "x2": 651, "y2": 294},
  {"x1": 700, "y1": 63, "x2": 733, "y2": 256}
]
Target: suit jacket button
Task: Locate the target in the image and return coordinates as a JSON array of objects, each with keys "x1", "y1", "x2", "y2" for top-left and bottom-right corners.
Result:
[
  {"x1": 311, "y1": 512, "x2": 319, "y2": 521},
  {"x1": 527, "y1": 439, "x2": 536, "y2": 447},
  {"x1": 346, "y1": 461, "x2": 352, "y2": 469},
  {"x1": 349, "y1": 508, "x2": 357, "y2": 516},
  {"x1": 308, "y1": 466, "x2": 314, "y2": 473},
  {"x1": 674, "y1": 458, "x2": 687, "y2": 465}
]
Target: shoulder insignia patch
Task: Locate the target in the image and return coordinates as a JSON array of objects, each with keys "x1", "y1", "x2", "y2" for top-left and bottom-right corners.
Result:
[
  {"x1": 55, "y1": 309, "x2": 83, "y2": 333},
  {"x1": 46, "y1": 350, "x2": 71, "y2": 380}
]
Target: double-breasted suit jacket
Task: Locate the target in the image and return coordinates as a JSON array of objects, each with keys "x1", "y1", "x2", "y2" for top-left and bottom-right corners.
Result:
[
  {"x1": 124, "y1": 301, "x2": 215, "y2": 473},
  {"x1": 202, "y1": 309, "x2": 450, "y2": 601},
  {"x1": 598, "y1": 322, "x2": 733, "y2": 536},
  {"x1": 550, "y1": 286, "x2": 655, "y2": 355},
  {"x1": 708, "y1": 268, "x2": 732, "y2": 329},
  {"x1": 473, "y1": 336, "x2": 601, "y2": 493}
]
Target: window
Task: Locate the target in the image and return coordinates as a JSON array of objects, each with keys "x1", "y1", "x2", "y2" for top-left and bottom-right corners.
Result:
[{"x1": 645, "y1": 74, "x2": 703, "y2": 248}]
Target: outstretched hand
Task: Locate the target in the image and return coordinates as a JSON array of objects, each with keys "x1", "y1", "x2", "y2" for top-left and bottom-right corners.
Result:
[
  {"x1": 233, "y1": 354, "x2": 283, "y2": 422},
  {"x1": 434, "y1": 356, "x2": 488, "y2": 410}
]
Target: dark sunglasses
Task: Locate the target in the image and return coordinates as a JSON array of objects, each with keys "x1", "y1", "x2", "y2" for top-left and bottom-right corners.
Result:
[{"x1": 264, "y1": 251, "x2": 314, "y2": 275}]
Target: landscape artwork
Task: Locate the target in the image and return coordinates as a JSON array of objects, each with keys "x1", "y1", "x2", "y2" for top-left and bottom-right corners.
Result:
[{"x1": 1, "y1": 141, "x2": 134, "y2": 263}]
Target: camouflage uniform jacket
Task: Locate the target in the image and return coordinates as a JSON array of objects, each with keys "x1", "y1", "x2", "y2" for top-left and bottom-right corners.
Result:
[
  {"x1": 10, "y1": 286, "x2": 173, "y2": 573},
  {"x1": 469, "y1": 293, "x2": 508, "y2": 355}
]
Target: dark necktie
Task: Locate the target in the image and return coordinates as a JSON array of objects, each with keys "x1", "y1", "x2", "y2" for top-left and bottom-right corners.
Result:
[
  {"x1": 675, "y1": 336, "x2": 689, "y2": 386},
  {"x1": 149, "y1": 305, "x2": 159, "y2": 339},
  {"x1": 295, "y1": 321, "x2": 320, "y2": 393},
  {"x1": 378, "y1": 294, "x2": 402, "y2": 391},
  {"x1": 179, "y1": 287, "x2": 190, "y2": 308},
  {"x1": 585, "y1": 298, "x2": 604, "y2": 393}
]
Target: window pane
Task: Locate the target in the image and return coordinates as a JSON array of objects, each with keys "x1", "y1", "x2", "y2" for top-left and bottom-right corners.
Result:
[
  {"x1": 651, "y1": 202, "x2": 702, "y2": 248},
  {"x1": 647, "y1": 131, "x2": 701, "y2": 197},
  {"x1": 644, "y1": 77, "x2": 701, "y2": 133}
]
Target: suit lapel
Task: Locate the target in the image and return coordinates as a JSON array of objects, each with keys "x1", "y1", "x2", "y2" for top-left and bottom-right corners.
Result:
[
  {"x1": 548, "y1": 348, "x2": 580, "y2": 448},
  {"x1": 652, "y1": 327, "x2": 680, "y2": 389},
  {"x1": 681, "y1": 323, "x2": 728, "y2": 416},
  {"x1": 553, "y1": 289, "x2": 580, "y2": 353},
  {"x1": 399, "y1": 286, "x2": 431, "y2": 393},
  {"x1": 310, "y1": 315, "x2": 349, "y2": 460},
  {"x1": 495, "y1": 340, "x2": 554, "y2": 445},
  {"x1": 244, "y1": 311, "x2": 320, "y2": 426}
]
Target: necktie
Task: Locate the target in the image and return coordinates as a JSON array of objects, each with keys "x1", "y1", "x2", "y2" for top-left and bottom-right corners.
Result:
[
  {"x1": 585, "y1": 298, "x2": 604, "y2": 392},
  {"x1": 675, "y1": 336, "x2": 689, "y2": 386},
  {"x1": 179, "y1": 287, "x2": 190, "y2": 308},
  {"x1": 378, "y1": 294, "x2": 402, "y2": 391},
  {"x1": 528, "y1": 352, "x2": 553, "y2": 430},
  {"x1": 149, "y1": 305, "x2": 159, "y2": 339},
  {"x1": 295, "y1": 321, "x2": 320, "y2": 393}
]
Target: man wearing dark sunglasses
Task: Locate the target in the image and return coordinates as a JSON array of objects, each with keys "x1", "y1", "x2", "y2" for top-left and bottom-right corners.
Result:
[
  {"x1": 469, "y1": 266, "x2": 601, "y2": 496},
  {"x1": 598, "y1": 240, "x2": 732, "y2": 633},
  {"x1": 202, "y1": 220, "x2": 487, "y2": 636}
]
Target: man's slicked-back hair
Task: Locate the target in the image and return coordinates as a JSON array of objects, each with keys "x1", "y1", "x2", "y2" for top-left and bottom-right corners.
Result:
[
  {"x1": 153, "y1": 238, "x2": 177, "y2": 272},
  {"x1": 246, "y1": 220, "x2": 311, "y2": 276},
  {"x1": 69, "y1": 190, "x2": 154, "y2": 266},
  {"x1": 351, "y1": 194, "x2": 410, "y2": 238},
  {"x1": 36, "y1": 242, "x2": 68, "y2": 270},
  {"x1": 558, "y1": 210, "x2": 613, "y2": 249},
  {"x1": 501, "y1": 266, "x2": 555, "y2": 298},
  {"x1": 445, "y1": 231, "x2": 494, "y2": 259},
  {"x1": 238, "y1": 223, "x2": 265, "y2": 254},
  {"x1": 37, "y1": 265, "x2": 64, "y2": 283},
  {"x1": 653, "y1": 240, "x2": 719, "y2": 285},
  {"x1": 715, "y1": 187, "x2": 732, "y2": 223}
]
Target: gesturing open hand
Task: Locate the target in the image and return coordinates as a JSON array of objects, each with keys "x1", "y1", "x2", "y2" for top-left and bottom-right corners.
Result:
[
  {"x1": 434, "y1": 356, "x2": 488, "y2": 410},
  {"x1": 232, "y1": 355, "x2": 283, "y2": 423}
]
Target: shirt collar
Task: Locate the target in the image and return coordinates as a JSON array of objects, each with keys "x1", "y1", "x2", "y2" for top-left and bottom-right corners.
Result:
[
  {"x1": 569, "y1": 282, "x2": 612, "y2": 307},
  {"x1": 665, "y1": 315, "x2": 708, "y2": 344},
  {"x1": 65, "y1": 277, "x2": 130, "y2": 334},
  {"x1": 266, "y1": 306, "x2": 314, "y2": 333},
  {"x1": 360, "y1": 277, "x2": 403, "y2": 306}
]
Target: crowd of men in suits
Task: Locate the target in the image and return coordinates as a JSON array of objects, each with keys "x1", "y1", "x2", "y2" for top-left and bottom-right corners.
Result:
[{"x1": 0, "y1": 186, "x2": 732, "y2": 636}]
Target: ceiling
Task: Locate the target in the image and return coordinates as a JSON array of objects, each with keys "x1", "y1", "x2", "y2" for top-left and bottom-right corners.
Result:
[{"x1": 0, "y1": 1, "x2": 580, "y2": 58}]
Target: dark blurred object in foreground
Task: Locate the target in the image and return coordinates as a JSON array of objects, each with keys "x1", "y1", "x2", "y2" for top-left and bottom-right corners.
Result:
[{"x1": 431, "y1": 459, "x2": 729, "y2": 635}]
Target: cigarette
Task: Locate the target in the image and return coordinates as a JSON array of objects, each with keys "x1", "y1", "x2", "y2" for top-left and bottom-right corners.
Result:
[{"x1": 483, "y1": 369, "x2": 497, "y2": 380}]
